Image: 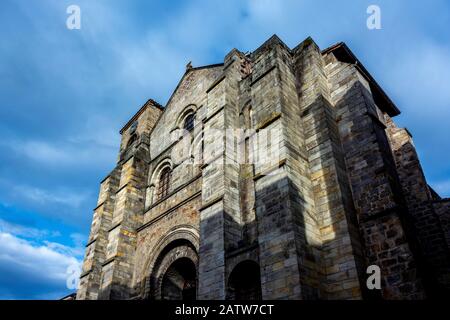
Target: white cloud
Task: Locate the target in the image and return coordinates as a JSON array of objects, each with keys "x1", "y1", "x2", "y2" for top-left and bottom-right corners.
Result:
[
  {"x1": 43, "y1": 240, "x2": 84, "y2": 258},
  {"x1": 70, "y1": 232, "x2": 87, "y2": 248},
  {"x1": 12, "y1": 185, "x2": 89, "y2": 208},
  {"x1": 68, "y1": 115, "x2": 119, "y2": 148},
  {"x1": 1, "y1": 138, "x2": 116, "y2": 169},
  {"x1": 0, "y1": 219, "x2": 60, "y2": 239},
  {"x1": 16, "y1": 141, "x2": 71, "y2": 164},
  {"x1": 0, "y1": 224, "x2": 85, "y2": 299},
  {"x1": 0, "y1": 232, "x2": 81, "y2": 285}
]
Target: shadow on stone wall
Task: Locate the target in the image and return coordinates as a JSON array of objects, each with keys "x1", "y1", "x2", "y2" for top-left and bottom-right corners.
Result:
[
  {"x1": 100, "y1": 82, "x2": 449, "y2": 300},
  {"x1": 395, "y1": 142, "x2": 450, "y2": 297}
]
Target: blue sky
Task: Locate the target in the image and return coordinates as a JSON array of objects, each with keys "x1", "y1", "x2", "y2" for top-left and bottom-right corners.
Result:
[{"x1": 0, "y1": 0, "x2": 449, "y2": 299}]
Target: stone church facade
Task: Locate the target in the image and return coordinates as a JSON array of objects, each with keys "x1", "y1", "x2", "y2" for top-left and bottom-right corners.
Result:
[{"x1": 76, "y1": 36, "x2": 450, "y2": 300}]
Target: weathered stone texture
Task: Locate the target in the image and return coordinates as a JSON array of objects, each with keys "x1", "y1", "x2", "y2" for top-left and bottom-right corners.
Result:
[
  {"x1": 77, "y1": 36, "x2": 450, "y2": 300},
  {"x1": 386, "y1": 116, "x2": 450, "y2": 295}
]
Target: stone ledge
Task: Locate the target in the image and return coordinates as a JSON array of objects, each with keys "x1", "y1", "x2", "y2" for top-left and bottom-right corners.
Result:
[
  {"x1": 147, "y1": 139, "x2": 179, "y2": 166},
  {"x1": 115, "y1": 183, "x2": 129, "y2": 195},
  {"x1": 250, "y1": 65, "x2": 276, "y2": 87},
  {"x1": 138, "y1": 190, "x2": 202, "y2": 232},
  {"x1": 108, "y1": 222, "x2": 122, "y2": 233},
  {"x1": 404, "y1": 127, "x2": 414, "y2": 138},
  {"x1": 299, "y1": 95, "x2": 333, "y2": 118},
  {"x1": 118, "y1": 154, "x2": 135, "y2": 166},
  {"x1": 93, "y1": 201, "x2": 106, "y2": 212},
  {"x1": 222, "y1": 57, "x2": 236, "y2": 71},
  {"x1": 225, "y1": 242, "x2": 258, "y2": 259},
  {"x1": 102, "y1": 257, "x2": 116, "y2": 267},
  {"x1": 79, "y1": 269, "x2": 92, "y2": 279},
  {"x1": 85, "y1": 238, "x2": 97, "y2": 248},
  {"x1": 135, "y1": 140, "x2": 150, "y2": 150},
  {"x1": 359, "y1": 205, "x2": 402, "y2": 223},
  {"x1": 206, "y1": 74, "x2": 226, "y2": 93},
  {"x1": 253, "y1": 158, "x2": 287, "y2": 181},
  {"x1": 300, "y1": 104, "x2": 315, "y2": 118},
  {"x1": 256, "y1": 112, "x2": 281, "y2": 131},
  {"x1": 202, "y1": 105, "x2": 225, "y2": 124},
  {"x1": 100, "y1": 173, "x2": 112, "y2": 185},
  {"x1": 145, "y1": 173, "x2": 202, "y2": 210},
  {"x1": 199, "y1": 195, "x2": 224, "y2": 212},
  {"x1": 201, "y1": 152, "x2": 225, "y2": 169}
]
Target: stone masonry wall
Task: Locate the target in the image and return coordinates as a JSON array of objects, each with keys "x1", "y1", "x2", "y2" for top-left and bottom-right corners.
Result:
[
  {"x1": 77, "y1": 167, "x2": 120, "y2": 300},
  {"x1": 77, "y1": 36, "x2": 449, "y2": 300},
  {"x1": 433, "y1": 200, "x2": 450, "y2": 253},
  {"x1": 385, "y1": 116, "x2": 450, "y2": 295},
  {"x1": 295, "y1": 39, "x2": 365, "y2": 299},
  {"x1": 249, "y1": 38, "x2": 305, "y2": 299},
  {"x1": 325, "y1": 51, "x2": 425, "y2": 299}
]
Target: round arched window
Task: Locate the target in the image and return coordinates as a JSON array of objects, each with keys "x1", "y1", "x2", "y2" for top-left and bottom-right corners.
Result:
[
  {"x1": 183, "y1": 113, "x2": 195, "y2": 132},
  {"x1": 157, "y1": 167, "x2": 172, "y2": 200}
]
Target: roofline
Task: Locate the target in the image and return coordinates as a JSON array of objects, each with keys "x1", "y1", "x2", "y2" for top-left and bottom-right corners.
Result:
[
  {"x1": 60, "y1": 292, "x2": 76, "y2": 300},
  {"x1": 321, "y1": 41, "x2": 345, "y2": 55},
  {"x1": 119, "y1": 63, "x2": 224, "y2": 136},
  {"x1": 163, "y1": 63, "x2": 224, "y2": 110},
  {"x1": 322, "y1": 42, "x2": 401, "y2": 116},
  {"x1": 190, "y1": 63, "x2": 224, "y2": 71},
  {"x1": 251, "y1": 34, "x2": 291, "y2": 58},
  {"x1": 119, "y1": 39, "x2": 400, "y2": 136},
  {"x1": 119, "y1": 99, "x2": 164, "y2": 134}
]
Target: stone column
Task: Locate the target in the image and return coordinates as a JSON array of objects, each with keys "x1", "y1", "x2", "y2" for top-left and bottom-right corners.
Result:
[
  {"x1": 197, "y1": 49, "x2": 243, "y2": 300},
  {"x1": 249, "y1": 36, "x2": 313, "y2": 299},
  {"x1": 98, "y1": 153, "x2": 148, "y2": 299},
  {"x1": 77, "y1": 168, "x2": 120, "y2": 300},
  {"x1": 293, "y1": 39, "x2": 366, "y2": 299},
  {"x1": 326, "y1": 51, "x2": 425, "y2": 299}
]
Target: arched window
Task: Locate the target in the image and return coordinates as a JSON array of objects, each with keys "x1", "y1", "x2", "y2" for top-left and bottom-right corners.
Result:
[
  {"x1": 227, "y1": 260, "x2": 262, "y2": 300},
  {"x1": 161, "y1": 258, "x2": 197, "y2": 300},
  {"x1": 157, "y1": 167, "x2": 172, "y2": 200},
  {"x1": 183, "y1": 113, "x2": 195, "y2": 132}
]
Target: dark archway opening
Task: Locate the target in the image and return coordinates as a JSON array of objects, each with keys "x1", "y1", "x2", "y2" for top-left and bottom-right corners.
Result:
[
  {"x1": 227, "y1": 260, "x2": 262, "y2": 300},
  {"x1": 161, "y1": 258, "x2": 197, "y2": 300}
]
